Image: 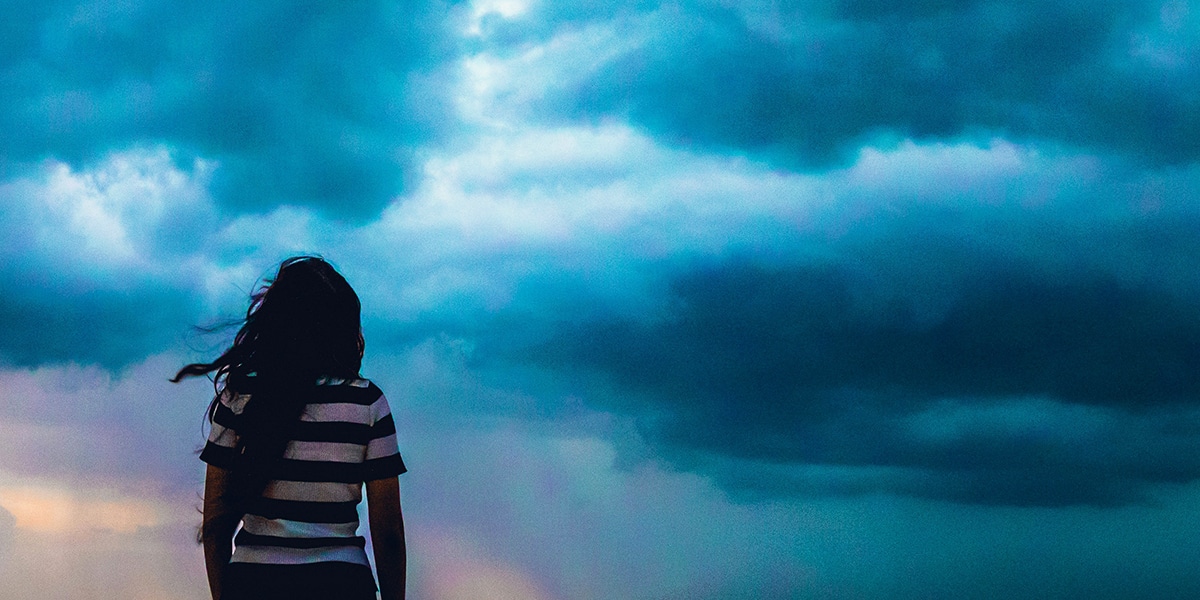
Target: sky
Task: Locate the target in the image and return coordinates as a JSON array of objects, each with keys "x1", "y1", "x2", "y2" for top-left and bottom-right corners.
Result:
[{"x1": 0, "y1": 0, "x2": 1198, "y2": 598}]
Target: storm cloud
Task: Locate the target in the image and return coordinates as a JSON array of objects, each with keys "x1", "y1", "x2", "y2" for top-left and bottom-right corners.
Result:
[
  {"x1": 447, "y1": 150, "x2": 1200, "y2": 506},
  {"x1": 508, "y1": 255, "x2": 1200, "y2": 505},
  {"x1": 481, "y1": 0, "x2": 1199, "y2": 168},
  {"x1": 0, "y1": 0, "x2": 453, "y2": 218}
]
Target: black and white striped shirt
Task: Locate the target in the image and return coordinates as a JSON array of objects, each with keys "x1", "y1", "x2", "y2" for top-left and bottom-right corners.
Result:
[{"x1": 200, "y1": 377, "x2": 407, "y2": 567}]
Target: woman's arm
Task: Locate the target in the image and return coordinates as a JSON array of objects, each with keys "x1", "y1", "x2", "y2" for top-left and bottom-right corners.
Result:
[
  {"x1": 367, "y1": 476, "x2": 407, "y2": 600},
  {"x1": 202, "y1": 465, "x2": 240, "y2": 600}
]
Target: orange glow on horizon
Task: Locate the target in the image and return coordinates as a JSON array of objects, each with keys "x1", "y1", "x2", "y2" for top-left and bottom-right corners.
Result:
[
  {"x1": 0, "y1": 484, "x2": 162, "y2": 534},
  {"x1": 418, "y1": 529, "x2": 553, "y2": 600}
]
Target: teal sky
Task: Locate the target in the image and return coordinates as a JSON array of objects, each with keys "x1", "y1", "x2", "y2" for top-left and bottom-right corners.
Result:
[{"x1": 1, "y1": 1, "x2": 1199, "y2": 598}]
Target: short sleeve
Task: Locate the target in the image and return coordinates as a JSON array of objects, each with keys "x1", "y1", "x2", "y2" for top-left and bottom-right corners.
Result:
[
  {"x1": 362, "y1": 391, "x2": 407, "y2": 481},
  {"x1": 199, "y1": 390, "x2": 245, "y2": 469}
]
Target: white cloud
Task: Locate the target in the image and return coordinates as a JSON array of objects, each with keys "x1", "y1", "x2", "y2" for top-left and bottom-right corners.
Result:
[
  {"x1": 465, "y1": 0, "x2": 533, "y2": 36},
  {"x1": 456, "y1": 17, "x2": 648, "y2": 126},
  {"x1": 6, "y1": 147, "x2": 215, "y2": 271}
]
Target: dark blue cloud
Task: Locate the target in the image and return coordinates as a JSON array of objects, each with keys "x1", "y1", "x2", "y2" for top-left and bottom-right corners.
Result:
[
  {"x1": 495, "y1": 0, "x2": 1198, "y2": 168},
  {"x1": 0, "y1": 0, "x2": 454, "y2": 219},
  {"x1": 0, "y1": 276, "x2": 199, "y2": 369},
  {"x1": 0, "y1": 262, "x2": 201, "y2": 370},
  {"x1": 542, "y1": 259, "x2": 1200, "y2": 411},
  {"x1": 454, "y1": 195, "x2": 1200, "y2": 506}
]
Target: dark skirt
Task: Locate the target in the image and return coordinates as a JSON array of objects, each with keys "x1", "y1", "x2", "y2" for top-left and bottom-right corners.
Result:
[{"x1": 222, "y1": 561, "x2": 378, "y2": 600}]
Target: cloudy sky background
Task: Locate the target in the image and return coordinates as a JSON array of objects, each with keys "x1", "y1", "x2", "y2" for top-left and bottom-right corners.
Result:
[{"x1": 1, "y1": 0, "x2": 1199, "y2": 598}]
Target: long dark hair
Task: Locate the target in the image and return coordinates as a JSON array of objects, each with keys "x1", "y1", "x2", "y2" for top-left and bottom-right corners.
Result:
[{"x1": 173, "y1": 256, "x2": 364, "y2": 505}]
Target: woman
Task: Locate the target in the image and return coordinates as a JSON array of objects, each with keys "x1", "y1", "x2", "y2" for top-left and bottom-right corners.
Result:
[{"x1": 173, "y1": 256, "x2": 407, "y2": 600}]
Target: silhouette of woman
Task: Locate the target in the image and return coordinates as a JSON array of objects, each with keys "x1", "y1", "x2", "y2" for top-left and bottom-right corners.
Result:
[{"x1": 173, "y1": 256, "x2": 407, "y2": 600}]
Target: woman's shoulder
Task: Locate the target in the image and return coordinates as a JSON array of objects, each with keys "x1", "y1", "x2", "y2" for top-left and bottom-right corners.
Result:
[
  {"x1": 316, "y1": 376, "x2": 385, "y2": 403},
  {"x1": 217, "y1": 386, "x2": 252, "y2": 414},
  {"x1": 315, "y1": 375, "x2": 372, "y2": 388}
]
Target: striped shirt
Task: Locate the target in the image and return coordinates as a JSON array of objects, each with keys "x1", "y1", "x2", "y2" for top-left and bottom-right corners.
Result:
[{"x1": 200, "y1": 377, "x2": 407, "y2": 567}]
